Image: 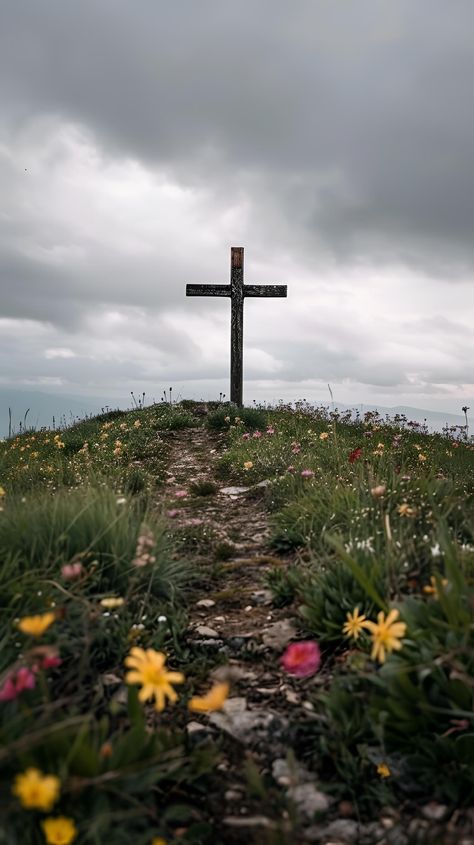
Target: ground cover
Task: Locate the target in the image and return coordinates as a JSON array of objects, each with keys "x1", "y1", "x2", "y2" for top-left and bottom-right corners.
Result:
[{"x1": 0, "y1": 401, "x2": 473, "y2": 844}]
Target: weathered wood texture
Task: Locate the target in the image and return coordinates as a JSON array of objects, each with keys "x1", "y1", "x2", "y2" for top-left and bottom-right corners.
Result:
[{"x1": 186, "y1": 247, "x2": 287, "y2": 407}]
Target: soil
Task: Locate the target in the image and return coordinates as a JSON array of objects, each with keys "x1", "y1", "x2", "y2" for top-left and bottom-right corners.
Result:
[{"x1": 153, "y1": 425, "x2": 474, "y2": 845}]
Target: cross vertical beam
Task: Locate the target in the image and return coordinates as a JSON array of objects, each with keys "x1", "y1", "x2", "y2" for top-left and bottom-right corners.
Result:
[
  {"x1": 186, "y1": 247, "x2": 287, "y2": 407},
  {"x1": 230, "y1": 247, "x2": 244, "y2": 406}
]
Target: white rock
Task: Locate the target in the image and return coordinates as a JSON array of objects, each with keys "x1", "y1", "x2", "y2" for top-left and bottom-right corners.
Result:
[
  {"x1": 262, "y1": 619, "x2": 297, "y2": 649},
  {"x1": 196, "y1": 599, "x2": 216, "y2": 608},
  {"x1": 195, "y1": 625, "x2": 219, "y2": 638}
]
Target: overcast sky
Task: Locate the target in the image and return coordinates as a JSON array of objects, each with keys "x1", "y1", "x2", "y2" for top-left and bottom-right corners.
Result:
[{"x1": 1, "y1": 0, "x2": 473, "y2": 413}]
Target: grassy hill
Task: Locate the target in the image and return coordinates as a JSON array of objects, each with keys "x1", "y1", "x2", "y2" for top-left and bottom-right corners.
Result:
[{"x1": 0, "y1": 401, "x2": 473, "y2": 843}]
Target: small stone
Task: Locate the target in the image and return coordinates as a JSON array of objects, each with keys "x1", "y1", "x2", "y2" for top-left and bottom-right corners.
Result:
[
  {"x1": 196, "y1": 599, "x2": 216, "y2": 608},
  {"x1": 262, "y1": 619, "x2": 297, "y2": 650},
  {"x1": 287, "y1": 783, "x2": 330, "y2": 821},
  {"x1": 244, "y1": 605, "x2": 253, "y2": 612},
  {"x1": 421, "y1": 802, "x2": 449, "y2": 821},
  {"x1": 225, "y1": 789, "x2": 243, "y2": 801},
  {"x1": 214, "y1": 615, "x2": 226, "y2": 622},
  {"x1": 251, "y1": 589, "x2": 273, "y2": 606},
  {"x1": 338, "y1": 801, "x2": 354, "y2": 818},
  {"x1": 195, "y1": 625, "x2": 219, "y2": 638},
  {"x1": 321, "y1": 819, "x2": 359, "y2": 842},
  {"x1": 186, "y1": 721, "x2": 207, "y2": 735},
  {"x1": 220, "y1": 486, "x2": 251, "y2": 495}
]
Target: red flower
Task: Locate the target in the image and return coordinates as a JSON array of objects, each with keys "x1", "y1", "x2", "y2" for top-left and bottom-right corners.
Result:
[
  {"x1": 348, "y1": 447, "x2": 363, "y2": 464},
  {"x1": 0, "y1": 667, "x2": 36, "y2": 701},
  {"x1": 281, "y1": 641, "x2": 321, "y2": 678}
]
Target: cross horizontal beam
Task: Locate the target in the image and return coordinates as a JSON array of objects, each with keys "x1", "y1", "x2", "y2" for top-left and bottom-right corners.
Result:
[{"x1": 186, "y1": 284, "x2": 230, "y2": 297}]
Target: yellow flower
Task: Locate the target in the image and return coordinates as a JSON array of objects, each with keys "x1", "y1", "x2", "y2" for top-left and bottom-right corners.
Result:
[
  {"x1": 100, "y1": 597, "x2": 125, "y2": 609},
  {"x1": 377, "y1": 762, "x2": 391, "y2": 778},
  {"x1": 188, "y1": 681, "x2": 230, "y2": 713},
  {"x1": 0, "y1": 486, "x2": 5, "y2": 497},
  {"x1": 423, "y1": 575, "x2": 449, "y2": 598},
  {"x1": 365, "y1": 609, "x2": 407, "y2": 664},
  {"x1": 12, "y1": 768, "x2": 60, "y2": 811},
  {"x1": 319, "y1": 432, "x2": 329, "y2": 440},
  {"x1": 243, "y1": 461, "x2": 253, "y2": 470},
  {"x1": 398, "y1": 503, "x2": 416, "y2": 517},
  {"x1": 125, "y1": 647, "x2": 184, "y2": 711},
  {"x1": 42, "y1": 817, "x2": 77, "y2": 845},
  {"x1": 18, "y1": 612, "x2": 56, "y2": 637},
  {"x1": 418, "y1": 453, "x2": 427, "y2": 462},
  {"x1": 133, "y1": 420, "x2": 141, "y2": 428},
  {"x1": 342, "y1": 607, "x2": 371, "y2": 640},
  {"x1": 152, "y1": 838, "x2": 167, "y2": 845}
]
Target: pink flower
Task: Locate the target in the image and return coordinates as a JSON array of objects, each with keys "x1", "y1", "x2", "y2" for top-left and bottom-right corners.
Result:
[
  {"x1": 0, "y1": 667, "x2": 36, "y2": 701},
  {"x1": 301, "y1": 469, "x2": 314, "y2": 478},
  {"x1": 281, "y1": 641, "x2": 321, "y2": 678},
  {"x1": 287, "y1": 465, "x2": 296, "y2": 473},
  {"x1": 174, "y1": 490, "x2": 188, "y2": 498},
  {"x1": 266, "y1": 426, "x2": 275, "y2": 435},
  {"x1": 252, "y1": 431, "x2": 262, "y2": 439},
  {"x1": 61, "y1": 561, "x2": 83, "y2": 580},
  {"x1": 0, "y1": 677, "x2": 17, "y2": 701},
  {"x1": 242, "y1": 433, "x2": 250, "y2": 440},
  {"x1": 40, "y1": 656, "x2": 62, "y2": 670},
  {"x1": 291, "y1": 441, "x2": 301, "y2": 454},
  {"x1": 166, "y1": 509, "x2": 180, "y2": 518}
]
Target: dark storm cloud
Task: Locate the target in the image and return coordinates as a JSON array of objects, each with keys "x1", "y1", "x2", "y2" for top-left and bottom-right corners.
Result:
[{"x1": 2, "y1": 0, "x2": 474, "y2": 269}]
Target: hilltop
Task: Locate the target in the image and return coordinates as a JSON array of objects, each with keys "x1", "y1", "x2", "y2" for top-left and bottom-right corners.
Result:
[{"x1": 0, "y1": 401, "x2": 473, "y2": 844}]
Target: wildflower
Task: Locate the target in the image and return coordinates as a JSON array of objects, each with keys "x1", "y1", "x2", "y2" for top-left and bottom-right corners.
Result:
[
  {"x1": 40, "y1": 655, "x2": 62, "y2": 670},
  {"x1": 365, "y1": 609, "x2": 407, "y2": 664},
  {"x1": 100, "y1": 597, "x2": 124, "y2": 609},
  {"x1": 61, "y1": 561, "x2": 83, "y2": 580},
  {"x1": 133, "y1": 419, "x2": 141, "y2": 428},
  {"x1": 252, "y1": 430, "x2": 262, "y2": 438},
  {"x1": 125, "y1": 647, "x2": 184, "y2": 711},
  {"x1": 281, "y1": 641, "x2": 321, "y2": 678},
  {"x1": 18, "y1": 612, "x2": 56, "y2": 637},
  {"x1": 319, "y1": 432, "x2": 329, "y2": 440},
  {"x1": 42, "y1": 816, "x2": 77, "y2": 845},
  {"x1": 116, "y1": 496, "x2": 127, "y2": 504},
  {"x1": 188, "y1": 681, "x2": 230, "y2": 712},
  {"x1": 342, "y1": 608, "x2": 371, "y2": 640},
  {"x1": 166, "y1": 509, "x2": 180, "y2": 518},
  {"x1": 12, "y1": 768, "x2": 60, "y2": 811},
  {"x1": 242, "y1": 433, "x2": 250, "y2": 440},
  {"x1": 291, "y1": 441, "x2": 301, "y2": 454},
  {"x1": 300, "y1": 469, "x2": 314, "y2": 478},
  {"x1": 398, "y1": 503, "x2": 416, "y2": 517},
  {"x1": 348, "y1": 447, "x2": 362, "y2": 464},
  {"x1": 286, "y1": 465, "x2": 296, "y2": 473},
  {"x1": 152, "y1": 839, "x2": 167, "y2": 845},
  {"x1": 224, "y1": 416, "x2": 231, "y2": 423},
  {"x1": 418, "y1": 453, "x2": 427, "y2": 462},
  {"x1": 423, "y1": 575, "x2": 449, "y2": 598},
  {"x1": 243, "y1": 461, "x2": 253, "y2": 470},
  {"x1": 371, "y1": 484, "x2": 386, "y2": 498},
  {"x1": 0, "y1": 666, "x2": 36, "y2": 701},
  {"x1": 0, "y1": 486, "x2": 6, "y2": 497},
  {"x1": 175, "y1": 490, "x2": 188, "y2": 498},
  {"x1": 372, "y1": 448, "x2": 384, "y2": 457},
  {"x1": 377, "y1": 763, "x2": 391, "y2": 778},
  {"x1": 266, "y1": 426, "x2": 275, "y2": 435}
]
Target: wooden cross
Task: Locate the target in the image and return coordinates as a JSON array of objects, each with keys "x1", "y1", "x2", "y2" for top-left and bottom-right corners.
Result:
[{"x1": 186, "y1": 247, "x2": 287, "y2": 407}]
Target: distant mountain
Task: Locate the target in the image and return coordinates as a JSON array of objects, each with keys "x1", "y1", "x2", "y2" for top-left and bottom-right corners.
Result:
[
  {"x1": 339, "y1": 403, "x2": 467, "y2": 434},
  {"x1": 0, "y1": 388, "x2": 122, "y2": 438},
  {"x1": 0, "y1": 387, "x2": 468, "y2": 439}
]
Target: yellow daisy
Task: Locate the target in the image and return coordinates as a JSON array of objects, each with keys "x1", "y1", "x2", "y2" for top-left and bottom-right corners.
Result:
[
  {"x1": 12, "y1": 768, "x2": 60, "y2": 811},
  {"x1": 342, "y1": 607, "x2": 371, "y2": 640},
  {"x1": 17, "y1": 612, "x2": 56, "y2": 637},
  {"x1": 125, "y1": 647, "x2": 184, "y2": 711},
  {"x1": 365, "y1": 609, "x2": 407, "y2": 664},
  {"x1": 42, "y1": 817, "x2": 77, "y2": 845}
]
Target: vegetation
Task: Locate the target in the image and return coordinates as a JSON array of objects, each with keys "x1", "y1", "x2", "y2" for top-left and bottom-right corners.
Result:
[{"x1": 1, "y1": 398, "x2": 473, "y2": 841}]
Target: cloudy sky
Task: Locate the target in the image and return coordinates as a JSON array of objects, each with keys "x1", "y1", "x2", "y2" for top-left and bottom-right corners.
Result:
[{"x1": 1, "y1": 0, "x2": 473, "y2": 413}]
